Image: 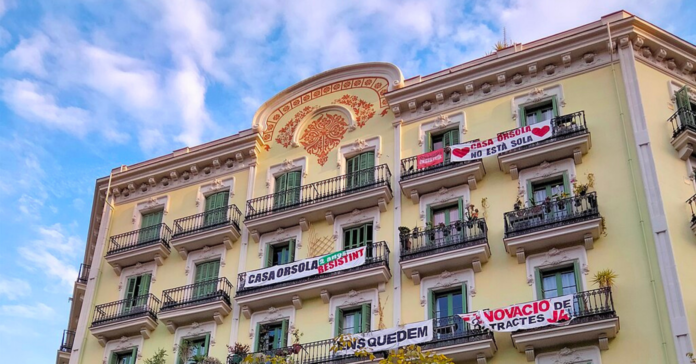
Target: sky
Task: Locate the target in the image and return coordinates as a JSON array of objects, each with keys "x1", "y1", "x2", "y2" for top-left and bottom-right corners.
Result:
[{"x1": 0, "y1": 0, "x2": 694, "y2": 362}]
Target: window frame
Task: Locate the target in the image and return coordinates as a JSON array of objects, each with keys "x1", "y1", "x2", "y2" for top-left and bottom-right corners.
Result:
[
  {"x1": 342, "y1": 223, "x2": 373, "y2": 250},
  {"x1": 534, "y1": 260, "x2": 582, "y2": 299},
  {"x1": 110, "y1": 347, "x2": 138, "y2": 364},
  {"x1": 265, "y1": 239, "x2": 296, "y2": 268},
  {"x1": 255, "y1": 320, "x2": 289, "y2": 352},
  {"x1": 177, "y1": 334, "x2": 211, "y2": 364},
  {"x1": 427, "y1": 285, "x2": 467, "y2": 319},
  {"x1": 519, "y1": 97, "x2": 558, "y2": 126},
  {"x1": 526, "y1": 172, "x2": 570, "y2": 204},
  {"x1": 334, "y1": 303, "x2": 372, "y2": 336},
  {"x1": 427, "y1": 128, "x2": 460, "y2": 152}
]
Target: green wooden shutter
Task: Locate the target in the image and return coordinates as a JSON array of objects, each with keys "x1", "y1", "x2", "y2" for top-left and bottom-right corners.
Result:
[
  {"x1": 129, "y1": 347, "x2": 137, "y2": 364},
  {"x1": 140, "y1": 210, "x2": 163, "y2": 243},
  {"x1": 457, "y1": 198, "x2": 464, "y2": 221},
  {"x1": 204, "y1": 191, "x2": 229, "y2": 226},
  {"x1": 335, "y1": 307, "x2": 343, "y2": 337},
  {"x1": 426, "y1": 132, "x2": 433, "y2": 152},
  {"x1": 109, "y1": 352, "x2": 117, "y2": 364},
  {"x1": 428, "y1": 289, "x2": 435, "y2": 319},
  {"x1": 519, "y1": 105, "x2": 527, "y2": 126},
  {"x1": 676, "y1": 86, "x2": 692, "y2": 111},
  {"x1": 141, "y1": 210, "x2": 163, "y2": 228},
  {"x1": 361, "y1": 304, "x2": 371, "y2": 333},
  {"x1": 265, "y1": 244, "x2": 273, "y2": 268},
  {"x1": 125, "y1": 277, "x2": 138, "y2": 300},
  {"x1": 288, "y1": 239, "x2": 296, "y2": 263},
  {"x1": 254, "y1": 323, "x2": 261, "y2": 351},
  {"x1": 280, "y1": 319, "x2": 289, "y2": 347},
  {"x1": 535, "y1": 268, "x2": 543, "y2": 299},
  {"x1": 275, "y1": 174, "x2": 287, "y2": 193},
  {"x1": 203, "y1": 334, "x2": 211, "y2": 356},
  {"x1": 461, "y1": 284, "x2": 467, "y2": 313},
  {"x1": 551, "y1": 96, "x2": 559, "y2": 117},
  {"x1": 137, "y1": 274, "x2": 151, "y2": 296},
  {"x1": 573, "y1": 260, "x2": 582, "y2": 291},
  {"x1": 287, "y1": 171, "x2": 301, "y2": 205}
]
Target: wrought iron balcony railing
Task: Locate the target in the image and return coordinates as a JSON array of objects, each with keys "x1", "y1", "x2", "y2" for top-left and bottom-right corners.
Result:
[
  {"x1": 686, "y1": 194, "x2": 696, "y2": 228},
  {"x1": 400, "y1": 219, "x2": 488, "y2": 261},
  {"x1": 504, "y1": 192, "x2": 600, "y2": 238},
  {"x1": 236, "y1": 241, "x2": 390, "y2": 296},
  {"x1": 499, "y1": 111, "x2": 589, "y2": 156},
  {"x1": 91, "y1": 294, "x2": 160, "y2": 328},
  {"x1": 106, "y1": 223, "x2": 172, "y2": 256},
  {"x1": 227, "y1": 314, "x2": 492, "y2": 364},
  {"x1": 173, "y1": 205, "x2": 242, "y2": 239},
  {"x1": 77, "y1": 263, "x2": 90, "y2": 284},
  {"x1": 59, "y1": 329, "x2": 75, "y2": 352},
  {"x1": 518, "y1": 287, "x2": 616, "y2": 334},
  {"x1": 668, "y1": 108, "x2": 696, "y2": 138},
  {"x1": 245, "y1": 165, "x2": 392, "y2": 220},
  {"x1": 161, "y1": 277, "x2": 233, "y2": 311},
  {"x1": 400, "y1": 148, "x2": 480, "y2": 181}
]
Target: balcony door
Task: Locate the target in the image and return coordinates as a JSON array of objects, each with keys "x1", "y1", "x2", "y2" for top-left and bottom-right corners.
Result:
[
  {"x1": 521, "y1": 98, "x2": 557, "y2": 126},
  {"x1": 266, "y1": 240, "x2": 295, "y2": 267},
  {"x1": 527, "y1": 174, "x2": 570, "y2": 223},
  {"x1": 138, "y1": 210, "x2": 163, "y2": 244},
  {"x1": 343, "y1": 223, "x2": 373, "y2": 259},
  {"x1": 193, "y1": 260, "x2": 220, "y2": 299},
  {"x1": 256, "y1": 320, "x2": 288, "y2": 352},
  {"x1": 429, "y1": 129, "x2": 459, "y2": 164},
  {"x1": 110, "y1": 348, "x2": 137, "y2": 364},
  {"x1": 123, "y1": 273, "x2": 151, "y2": 314},
  {"x1": 676, "y1": 86, "x2": 696, "y2": 126},
  {"x1": 430, "y1": 286, "x2": 467, "y2": 338},
  {"x1": 179, "y1": 335, "x2": 210, "y2": 364},
  {"x1": 346, "y1": 151, "x2": 375, "y2": 189},
  {"x1": 538, "y1": 263, "x2": 581, "y2": 315},
  {"x1": 429, "y1": 202, "x2": 461, "y2": 244},
  {"x1": 274, "y1": 171, "x2": 301, "y2": 209},
  {"x1": 203, "y1": 191, "x2": 229, "y2": 227},
  {"x1": 335, "y1": 304, "x2": 371, "y2": 336}
]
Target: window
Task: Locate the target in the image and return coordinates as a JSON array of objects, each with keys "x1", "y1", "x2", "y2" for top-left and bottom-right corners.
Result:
[
  {"x1": 193, "y1": 260, "x2": 220, "y2": 298},
  {"x1": 123, "y1": 273, "x2": 151, "y2": 313},
  {"x1": 203, "y1": 191, "x2": 229, "y2": 226},
  {"x1": 675, "y1": 85, "x2": 696, "y2": 126},
  {"x1": 520, "y1": 98, "x2": 557, "y2": 126},
  {"x1": 274, "y1": 171, "x2": 301, "y2": 208},
  {"x1": 335, "y1": 304, "x2": 371, "y2": 336},
  {"x1": 539, "y1": 265, "x2": 579, "y2": 299},
  {"x1": 429, "y1": 129, "x2": 459, "y2": 151},
  {"x1": 178, "y1": 335, "x2": 210, "y2": 364},
  {"x1": 139, "y1": 210, "x2": 163, "y2": 243},
  {"x1": 343, "y1": 223, "x2": 373, "y2": 258},
  {"x1": 255, "y1": 320, "x2": 288, "y2": 352},
  {"x1": 529, "y1": 175, "x2": 568, "y2": 205},
  {"x1": 110, "y1": 348, "x2": 137, "y2": 364},
  {"x1": 266, "y1": 240, "x2": 295, "y2": 267},
  {"x1": 429, "y1": 286, "x2": 467, "y2": 338},
  {"x1": 346, "y1": 151, "x2": 375, "y2": 189}
]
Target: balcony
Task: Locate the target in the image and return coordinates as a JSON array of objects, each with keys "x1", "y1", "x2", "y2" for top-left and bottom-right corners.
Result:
[
  {"x1": 76, "y1": 263, "x2": 90, "y2": 291},
  {"x1": 105, "y1": 223, "x2": 172, "y2": 275},
  {"x1": 90, "y1": 294, "x2": 160, "y2": 346},
  {"x1": 503, "y1": 192, "x2": 602, "y2": 263},
  {"x1": 236, "y1": 242, "x2": 391, "y2": 318},
  {"x1": 245, "y1": 165, "x2": 392, "y2": 242},
  {"x1": 511, "y1": 288, "x2": 619, "y2": 361},
  {"x1": 498, "y1": 111, "x2": 591, "y2": 179},
  {"x1": 227, "y1": 315, "x2": 495, "y2": 364},
  {"x1": 56, "y1": 330, "x2": 75, "y2": 364},
  {"x1": 400, "y1": 219, "x2": 490, "y2": 284},
  {"x1": 399, "y1": 155, "x2": 485, "y2": 203},
  {"x1": 159, "y1": 277, "x2": 233, "y2": 333},
  {"x1": 171, "y1": 205, "x2": 242, "y2": 258},
  {"x1": 686, "y1": 194, "x2": 696, "y2": 235},
  {"x1": 668, "y1": 108, "x2": 696, "y2": 159}
]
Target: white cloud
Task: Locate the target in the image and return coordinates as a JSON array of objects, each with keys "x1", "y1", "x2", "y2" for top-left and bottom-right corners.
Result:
[
  {"x1": 0, "y1": 277, "x2": 31, "y2": 300},
  {"x1": 2, "y1": 33, "x2": 50, "y2": 76},
  {"x1": 170, "y1": 58, "x2": 211, "y2": 147},
  {"x1": 1, "y1": 79, "x2": 90, "y2": 136},
  {"x1": 18, "y1": 224, "x2": 80, "y2": 289},
  {"x1": 0, "y1": 303, "x2": 55, "y2": 320}
]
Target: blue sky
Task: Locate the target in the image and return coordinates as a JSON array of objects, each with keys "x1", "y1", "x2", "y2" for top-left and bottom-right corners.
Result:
[{"x1": 0, "y1": 0, "x2": 694, "y2": 362}]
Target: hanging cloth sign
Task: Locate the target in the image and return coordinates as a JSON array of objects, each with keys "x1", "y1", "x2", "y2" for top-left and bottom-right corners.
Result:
[
  {"x1": 459, "y1": 294, "x2": 574, "y2": 332},
  {"x1": 416, "y1": 149, "x2": 445, "y2": 169},
  {"x1": 242, "y1": 246, "x2": 367, "y2": 288},
  {"x1": 450, "y1": 119, "x2": 554, "y2": 162},
  {"x1": 334, "y1": 320, "x2": 433, "y2": 355}
]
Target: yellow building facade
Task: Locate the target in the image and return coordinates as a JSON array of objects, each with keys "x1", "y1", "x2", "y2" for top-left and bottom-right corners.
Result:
[{"x1": 57, "y1": 11, "x2": 696, "y2": 364}]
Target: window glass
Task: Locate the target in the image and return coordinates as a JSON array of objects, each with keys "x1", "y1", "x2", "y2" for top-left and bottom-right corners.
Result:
[
  {"x1": 270, "y1": 242, "x2": 292, "y2": 266},
  {"x1": 341, "y1": 308, "x2": 362, "y2": 335},
  {"x1": 343, "y1": 223, "x2": 373, "y2": 250},
  {"x1": 115, "y1": 352, "x2": 132, "y2": 364},
  {"x1": 531, "y1": 176, "x2": 565, "y2": 205},
  {"x1": 258, "y1": 322, "x2": 285, "y2": 351},
  {"x1": 541, "y1": 266, "x2": 578, "y2": 299},
  {"x1": 524, "y1": 100, "x2": 555, "y2": 125},
  {"x1": 432, "y1": 288, "x2": 464, "y2": 318}
]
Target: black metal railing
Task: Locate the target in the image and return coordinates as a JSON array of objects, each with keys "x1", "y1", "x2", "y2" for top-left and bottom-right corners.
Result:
[
  {"x1": 77, "y1": 264, "x2": 90, "y2": 284},
  {"x1": 686, "y1": 194, "x2": 696, "y2": 228},
  {"x1": 91, "y1": 294, "x2": 160, "y2": 327},
  {"x1": 227, "y1": 314, "x2": 492, "y2": 364},
  {"x1": 161, "y1": 277, "x2": 233, "y2": 311},
  {"x1": 668, "y1": 108, "x2": 696, "y2": 138},
  {"x1": 173, "y1": 205, "x2": 242, "y2": 239},
  {"x1": 400, "y1": 219, "x2": 488, "y2": 261},
  {"x1": 236, "y1": 241, "x2": 390, "y2": 296},
  {"x1": 106, "y1": 223, "x2": 172, "y2": 256},
  {"x1": 400, "y1": 146, "x2": 481, "y2": 181},
  {"x1": 59, "y1": 330, "x2": 75, "y2": 352},
  {"x1": 504, "y1": 192, "x2": 599, "y2": 238},
  {"x1": 245, "y1": 165, "x2": 392, "y2": 220},
  {"x1": 519, "y1": 287, "x2": 616, "y2": 334},
  {"x1": 499, "y1": 111, "x2": 588, "y2": 156}
]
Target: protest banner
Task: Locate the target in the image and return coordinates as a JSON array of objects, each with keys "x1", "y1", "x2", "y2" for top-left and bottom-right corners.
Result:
[
  {"x1": 450, "y1": 119, "x2": 554, "y2": 162},
  {"x1": 459, "y1": 294, "x2": 574, "y2": 332},
  {"x1": 334, "y1": 320, "x2": 433, "y2": 354},
  {"x1": 243, "y1": 246, "x2": 366, "y2": 288},
  {"x1": 416, "y1": 149, "x2": 445, "y2": 169}
]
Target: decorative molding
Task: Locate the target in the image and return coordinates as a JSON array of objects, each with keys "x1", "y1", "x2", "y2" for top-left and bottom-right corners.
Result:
[
  {"x1": 249, "y1": 306, "x2": 295, "y2": 349},
  {"x1": 258, "y1": 226, "x2": 302, "y2": 262},
  {"x1": 266, "y1": 157, "x2": 308, "y2": 192},
  {"x1": 337, "y1": 136, "x2": 382, "y2": 172},
  {"x1": 195, "y1": 177, "x2": 234, "y2": 212},
  {"x1": 118, "y1": 262, "x2": 157, "y2": 294},
  {"x1": 511, "y1": 84, "x2": 565, "y2": 124},
  {"x1": 418, "y1": 112, "x2": 466, "y2": 148},
  {"x1": 172, "y1": 322, "x2": 217, "y2": 355},
  {"x1": 418, "y1": 184, "x2": 470, "y2": 222},
  {"x1": 102, "y1": 336, "x2": 144, "y2": 362},
  {"x1": 526, "y1": 246, "x2": 588, "y2": 299},
  {"x1": 535, "y1": 345, "x2": 602, "y2": 364},
  {"x1": 420, "y1": 270, "x2": 475, "y2": 319},
  {"x1": 131, "y1": 195, "x2": 169, "y2": 225},
  {"x1": 185, "y1": 245, "x2": 225, "y2": 284},
  {"x1": 333, "y1": 207, "x2": 380, "y2": 251},
  {"x1": 328, "y1": 289, "x2": 378, "y2": 329},
  {"x1": 518, "y1": 158, "x2": 576, "y2": 198}
]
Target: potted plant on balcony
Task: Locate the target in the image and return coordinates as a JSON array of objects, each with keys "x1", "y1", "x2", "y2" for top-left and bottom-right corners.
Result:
[
  {"x1": 592, "y1": 268, "x2": 617, "y2": 308},
  {"x1": 290, "y1": 328, "x2": 304, "y2": 354},
  {"x1": 544, "y1": 196, "x2": 552, "y2": 214},
  {"x1": 398, "y1": 227, "x2": 411, "y2": 250},
  {"x1": 228, "y1": 343, "x2": 250, "y2": 364},
  {"x1": 513, "y1": 196, "x2": 523, "y2": 211},
  {"x1": 425, "y1": 222, "x2": 436, "y2": 241},
  {"x1": 438, "y1": 222, "x2": 450, "y2": 238},
  {"x1": 555, "y1": 192, "x2": 569, "y2": 210}
]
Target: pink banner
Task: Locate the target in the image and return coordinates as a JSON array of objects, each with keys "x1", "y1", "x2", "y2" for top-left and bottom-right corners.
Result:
[{"x1": 416, "y1": 149, "x2": 444, "y2": 169}]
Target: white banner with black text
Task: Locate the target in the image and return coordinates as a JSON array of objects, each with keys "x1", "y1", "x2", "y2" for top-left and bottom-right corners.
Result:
[
  {"x1": 459, "y1": 294, "x2": 575, "y2": 332},
  {"x1": 334, "y1": 320, "x2": 433, "y2": 354}
]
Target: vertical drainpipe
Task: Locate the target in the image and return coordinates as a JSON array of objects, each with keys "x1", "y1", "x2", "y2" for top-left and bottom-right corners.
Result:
[
  {"x1": 393, "y1": 119, "x2": 403, "y2": 327},
  {"x1": 228, "y1": 154, "x2": 257, "y2": 348}
]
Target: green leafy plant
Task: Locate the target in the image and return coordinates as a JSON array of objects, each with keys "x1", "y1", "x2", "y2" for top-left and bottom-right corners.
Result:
[
  {"x1": 687, "y1": 352, "x2": 695, "y2": 363},
  {"x1": 144, "y1": 349, "x2": 167, "y2": 364},
  {"x1": 592, "y1": 269, "x2": 618, "y2": 288}
]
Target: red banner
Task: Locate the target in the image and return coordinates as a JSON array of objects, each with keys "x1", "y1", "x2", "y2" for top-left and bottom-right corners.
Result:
[{"x1": 416, "y1": 149, "x2": 444, "y2": 169}]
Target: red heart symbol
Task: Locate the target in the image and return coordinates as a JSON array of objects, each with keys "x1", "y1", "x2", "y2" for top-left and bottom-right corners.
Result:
[
  {"x1": 452, "y1": 147, "x2": 470, "y2": 158},
  {"x1": 532, "y1": 125, "x2": 550, "y2": 137}
]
